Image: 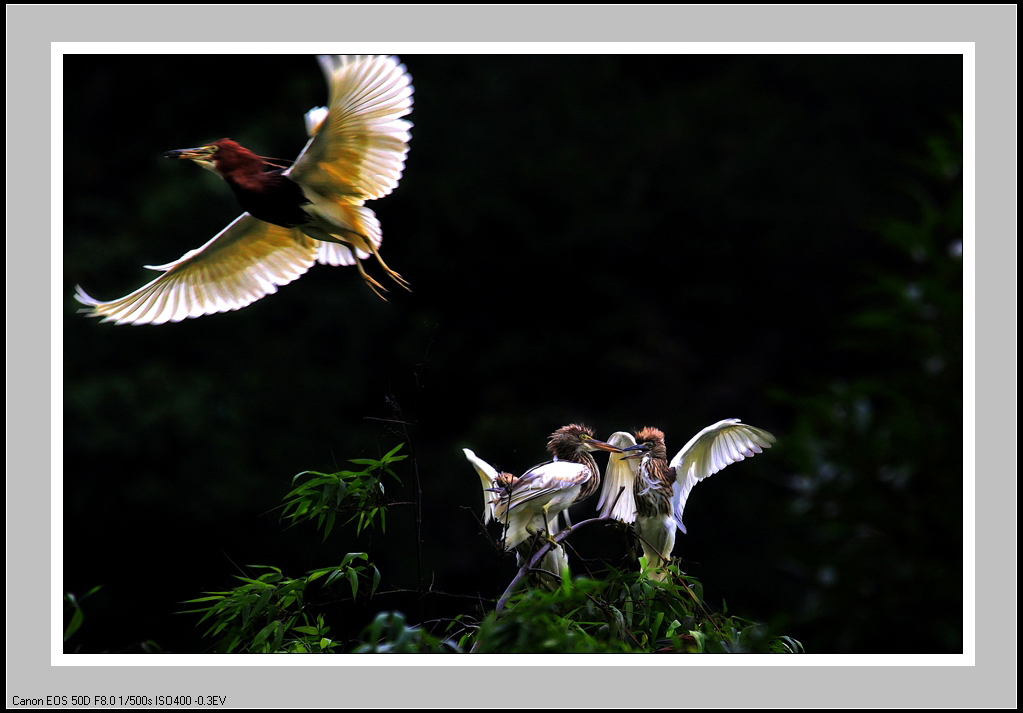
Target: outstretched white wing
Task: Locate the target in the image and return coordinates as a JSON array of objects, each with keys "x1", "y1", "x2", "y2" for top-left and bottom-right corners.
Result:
[
  {"x1": 288, "y1": 55, "x2": 413, "y2": 204},
  {"x1": 669, "y1": 419, "x2": 775, "y2": 532},
  {"x1": 74, "y1": 214, "x2": 317, "y2": 325},
  {"x1": 597, "y1": 431, "x2": 640, "y2": 523}
]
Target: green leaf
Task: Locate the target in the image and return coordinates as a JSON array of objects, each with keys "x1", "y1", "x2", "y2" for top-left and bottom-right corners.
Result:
[
  {"x1": 341, "y1": 552, "x2": 367, "y2": 567},
  {"x1": 64, "y1": 606, "x2": 84, "y2": 642},
  {"x1": 347, "y1": 568, "x2": 359, "y2": 599},
  {"x1": 292, "y1": 469, "x2": 331, "y2": 483},
  {"x1": 252, "y1": 621, "x2": 278, "y2": 649},
  {"x1": 248, "y1": 587, "x2": 275, "y2": 622},
  {"x1": 273, "y1": 620, "x2": 285, "y2": 650},
  {"x1": 370, "y1": 566, "x2": 381, "y2": 598},
  {"x1": 383, "y1": 443, "x2": 406, "y2": 459}
]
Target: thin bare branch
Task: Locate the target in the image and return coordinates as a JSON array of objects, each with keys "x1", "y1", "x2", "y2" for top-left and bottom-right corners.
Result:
[{"x1": 494, "y1": 515, "x2": 618, "y2": 615}]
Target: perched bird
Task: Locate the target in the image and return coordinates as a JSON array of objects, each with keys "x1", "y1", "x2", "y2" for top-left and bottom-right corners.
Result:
[
  {"x1": 463, "y1": 424, "x2": 623, "y2": 583},
  {"x1": 75, "y1": 54, "x2": 413, "y2": 325},
  {"x1": 463, "y1": 448, "x2": 569, "y2": 583},
  {"x1": 597, "y1": 419, "x2": 775, "y2": 581}
]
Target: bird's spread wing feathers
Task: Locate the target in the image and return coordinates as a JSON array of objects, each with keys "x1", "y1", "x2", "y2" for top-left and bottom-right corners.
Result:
[
  {"x1": 669, "y1": 419, "x2": 775, "y2": 531},
  {"x1": 288, "y1": 55, "x2": 413, "y2": 203},
  {"x1": 304, "y1": 107, "x2": 329, "y2": 137},
  {"x1": 74, "y1": 214, "x2": 317, "y2": 325},
  {"x1": 462, "y1": 448, "x2": 501, "y2": 524},
  {"x1": 597, "y1": 431, "x2": 640, "y2": 523}
]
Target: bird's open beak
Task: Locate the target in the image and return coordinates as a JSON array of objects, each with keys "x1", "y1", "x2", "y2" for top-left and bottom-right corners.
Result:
[
  {"x1": 620, "y1": 443, "x2": 651, "y2": 460},
  {"x1": 163, "y1": 146, "x2": 215, "y2": 161}
]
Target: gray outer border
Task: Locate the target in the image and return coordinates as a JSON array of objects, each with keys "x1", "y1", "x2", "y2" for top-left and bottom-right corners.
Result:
[{"x1": 9, "y1": 4, "x2": 1014, "y2": 709}]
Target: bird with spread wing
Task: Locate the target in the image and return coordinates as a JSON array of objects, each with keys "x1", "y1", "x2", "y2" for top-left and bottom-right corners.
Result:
[
  {"x1": 464, "y1": 424, "x2": 623, "y2": 584},
  {"x1": 597, "y1": 419, "x2": 775, "y2": 581},
  {"x1": 75, "y1": 54, "x2": 413, "y2": 325}
]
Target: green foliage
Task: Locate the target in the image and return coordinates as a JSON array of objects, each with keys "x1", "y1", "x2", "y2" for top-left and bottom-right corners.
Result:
[
  {"x1": 470, "y1": 564, "x2": 802, "y2": 653},
  {"x1": 353, "y1": 612, "x2": 461, "y2": 653},
  {"x1": 183, "y1": 557, "x2": 379, "y2": 653},
  {"x1": 63, "y1": 585, "x2": 103, "y2": 643},
  {"x1": 64, "y1": 586, "x2": 164, "y2": 653},
  {"x1": 768, "y1": 119, "x2": 963, "y2": 652},
  {"x1": 281, "y1": 443, "x2": 407, "y2": 539},
  {"x1": 187, "y1": 440, "x2": 801, "y2": 654}
]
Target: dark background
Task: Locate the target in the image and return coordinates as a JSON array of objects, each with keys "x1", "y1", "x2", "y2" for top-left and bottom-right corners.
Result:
[{"x1": 63, "y1": 54, "x2": 963, "y2": 654}]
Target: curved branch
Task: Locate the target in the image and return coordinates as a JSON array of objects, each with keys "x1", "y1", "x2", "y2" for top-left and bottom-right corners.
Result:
[{"x1": 494, "y1": 515, "x2": 620, "y2": 615}]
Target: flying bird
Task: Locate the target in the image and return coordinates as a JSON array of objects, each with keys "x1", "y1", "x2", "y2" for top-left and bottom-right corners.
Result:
[
  {"x1": 597, "y1": 419, "x2": 775, "y2": 581},
  {"x1": 463, "y1": 424, "x2": 623, "y2": 583},
  {"x1": 75, "y1": 54, "x2": 413, "y2": 325}
]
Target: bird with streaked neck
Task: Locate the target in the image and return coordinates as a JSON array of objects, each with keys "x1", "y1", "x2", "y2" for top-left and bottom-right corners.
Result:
[
  {"x1": 598, "y1": 419, "x2": 775, "y2": 581},
  {"x1": 464, "y1": 424, "x2": 624, "y2": 584},
  {"x1": 75, "y1": 54, "x2": 413, "y2": 325}
]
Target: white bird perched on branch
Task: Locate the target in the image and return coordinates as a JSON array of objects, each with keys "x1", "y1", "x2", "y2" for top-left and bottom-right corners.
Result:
[
  {"x1": 463, "y1": 424, "x2": 624, "y2": 584},
  {"x1": 597, "y1": 419, "x2": 775, "y2": 581},
  {"x1": 75, "y1": 54, "x2": 414, "y2": 325}
]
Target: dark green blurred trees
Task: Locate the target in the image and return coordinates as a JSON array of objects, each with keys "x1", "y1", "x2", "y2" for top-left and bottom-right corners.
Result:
[{"x1": 767, "y1": 121, "x2": 963, "y2": 651}]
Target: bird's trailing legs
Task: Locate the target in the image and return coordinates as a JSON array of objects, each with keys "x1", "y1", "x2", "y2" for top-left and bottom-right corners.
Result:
[
  {"x1": 303, "y1": 224, "x2": 410, "y2": 300},
  {"x1": 352, "y1": 256, "x2": 392, "y2": 301},
  {"x1": 364, "y1": 240, "x2": 411, "y2": 292}
]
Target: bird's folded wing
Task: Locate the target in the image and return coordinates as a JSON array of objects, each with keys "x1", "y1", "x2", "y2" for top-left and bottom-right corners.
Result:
[
  {"x1": 462, "y1": 448, "x2": 501, "y2": 524},
  {"x1": 495, "y1": 461, "x2": 589, "y2": 515},
  {"x1": 74, "y1": 214, "x2": 317, "y2": 325},
  {"x1": 288, "y1": 55, "x2": 413, "y2": 203},
  {"x1": 597, "y1": 431, "x2": 640, "y2": 523},
  {"x1": 669, "y1": 419, "x2": 776, "y2": 530}
]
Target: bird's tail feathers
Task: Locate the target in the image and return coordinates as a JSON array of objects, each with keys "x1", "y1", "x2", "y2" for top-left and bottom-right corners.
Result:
[
  {"x1": 463, "y1": 448, "x2": 501, "y2": 524},
  {"x1": 315, "y1": 241, "x2": 361, "y2": 267},
  {"x1": 301, "y1": 199, "x2": 382, "y2": 265}
]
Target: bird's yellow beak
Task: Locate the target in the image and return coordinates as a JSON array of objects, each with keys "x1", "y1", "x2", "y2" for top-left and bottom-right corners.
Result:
[
  {"x1": 164, "y1": 145, "x2": 220, "y2": 174},
  {"x1": 585, "y1": 438, "x2": 626, "y2": 454},
  {"x1": 164, "y1": 146, "x2": 222, "y2": 175},
  {"x1": 164, "y1": 145, "x2": 216, "y2": 161}
]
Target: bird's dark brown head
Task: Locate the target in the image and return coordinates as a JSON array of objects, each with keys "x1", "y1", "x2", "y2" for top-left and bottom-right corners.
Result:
[
  {"x1": 547, "y1": 424, "x2": 623, "y2": 459},
  {"x1": 494, "y1": 472, "x2": 518, "y2": 491},
  {"x1": 634, "y1": 427, "x2": 668, "y2": 460}
]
